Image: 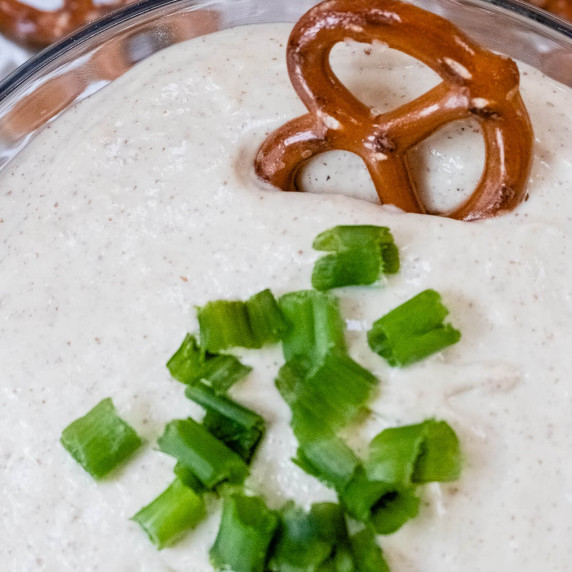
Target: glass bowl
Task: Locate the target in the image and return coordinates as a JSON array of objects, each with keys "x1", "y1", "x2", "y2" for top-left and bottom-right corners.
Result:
[{"x1": 0, "y1": 0, "x2": 571, "y2": 171}]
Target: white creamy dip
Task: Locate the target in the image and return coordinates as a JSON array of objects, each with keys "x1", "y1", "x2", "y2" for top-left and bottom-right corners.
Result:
[{"x1": 1, "y1": 22, "x2": 572, "y2": 572}]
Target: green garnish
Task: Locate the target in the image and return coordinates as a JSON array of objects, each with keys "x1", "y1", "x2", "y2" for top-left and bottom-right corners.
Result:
[
  {"x1": 278, "y1": 290, "x2": 345, "y2": 364},
  {"x1": 367, "y1": 419, "x2": 462, "y2": 485},
  {"x1": 173, "y1": 462, "x2": 205, "y2": 493},
  {"x1": 185, "y1": 382, "x2": 265, "y2": 463},
  {"x1": 289, "y1": 350, "x2": 378, "y2": 435},
  {"x1": 131, "y1": 478, "x2": 206, "y2": 549},
  {"x1": 60, "y1": 397, "x2": 142, "y2": 480},
  {"x1": 349, "y1": 528, "x2": 390, "y2": 572},
  {"x1": 367, "y1": 289, "x2": 461, "y2": 366},
  {"x1": 340, "y1": 467, "x2": 420, "y2": 535},
  {"x1": 293, "y1": 434, "x2": 360, "y2": 491},
  {"x1": 157, "y1": 418, "x2": 248, "y2": 489},
  {"x1": 198, "y1": 289, "x2": 287, "y2": 353},
  {"x1": 312, "y1": 225, "x2": 399, "y2": 290},
  {"x1": 210, "y1": 494, "x2": 279, "y2": 572},
  {"x1": 167, "y1": 333, "x2": 252, "y2": 393},
  {"x1": 268, "y1": 502, "x2": 351, "y2": 572}
]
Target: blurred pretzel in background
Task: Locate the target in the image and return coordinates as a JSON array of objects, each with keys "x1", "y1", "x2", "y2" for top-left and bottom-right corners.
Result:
[
  {"x1": 528, "y1": 0, "x2": 572, "y2": 21},
  {"x1": 0, "y1": 0, "x2": 137, "y2": 48}
]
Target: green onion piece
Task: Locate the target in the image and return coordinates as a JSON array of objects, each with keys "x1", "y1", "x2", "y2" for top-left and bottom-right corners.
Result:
[
  {"x1": 290, "y1": 350, "x2": 378, "y2": 434},
  {"x1": 412, "y1": 420, "x2": 462, "y2": 483},
  {"x1": 157, "y1": 418, "x2": 248, "y2": 489},
  {"x1": 269, "y1": 502, "x2": 350, "y2": 572},
  {"x1": 210, "y1": 494, "x2": 279, "y2": 572},
  {"x1": 279, "y1": 290, "x2": 345, "y2": 364},
  {"x1": 311, "y1": 225, "x2": 399, "y2": 291},
  {"x1": 131, "y1": 478, "x2": 206, "y2": 549},
  {"x1": 366, "y1": 419, "x2": 461, "y2": 485},
  {"x1": 340, "y1": 467, "x2": 420, "y2": 535},
  {"x1": 173, "y1": 462, "x2": 205, "y2": 493},
  {"x1": 367, "y1": 289, "x2": 461, "y2": 366},
  {"x1": 312, "y1": 247, "x2": 382, "y2": 291},
  {"x1": 199, "y1": 300, "x2": 257, "y2": 352},
  {"x1": 274, "y1": 358, "x2": 309, "y2": 407},
  {"x1": 246, "y1": 288, "x2": 288, "y2": 346},
  {"x1": 60, "y1": 397, "x2": 142, "y2": 480},
  {"x1": 167, "y1": 334, "x2": 251, "y2": 393},
  {"x1": 349, "y1": 528, "x2": 390, "y2": 572},
  {"x1": 294, "y1": 435, "x2": 360, "y2": 491},
  {"x1": 198, "y1": 290, "x2": 286, "y2": 353},
  {"x1": 313, "y1": 225, "x2": 396, "y2": 253},
  {"x1": 185, "y1": 382, "x2": 265, "y2": 463}
]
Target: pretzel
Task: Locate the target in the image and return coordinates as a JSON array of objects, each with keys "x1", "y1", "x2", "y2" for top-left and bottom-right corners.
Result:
[
  {"x1": 0, "y1": 0, "x2": 134, "y2": 48},
  {"x1": 255, "y1": 0, "x2": 533, "y2": 221}
]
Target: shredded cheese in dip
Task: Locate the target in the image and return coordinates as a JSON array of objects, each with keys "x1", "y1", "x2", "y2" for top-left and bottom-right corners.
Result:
[{"x1": 1, "y1": 23, "x2": 572, "y2": 572}]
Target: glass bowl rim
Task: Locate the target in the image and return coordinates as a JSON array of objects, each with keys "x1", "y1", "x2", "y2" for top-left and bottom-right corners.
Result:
[{"x1": 0, "y1": 0, "x2": 571, "y2": 102}]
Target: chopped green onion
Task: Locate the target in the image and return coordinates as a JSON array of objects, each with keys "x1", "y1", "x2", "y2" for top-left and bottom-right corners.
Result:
[
  {"x1": 366, "y1": 419, "x2": 461, "y2": 485},
  {"x1": 367, "y1": 289, "x2": 461, "y2": 366},
  {"x1": 340, "y1": 467, "x2": 420, "y2": 535},
  {"x1": 274, "y1": 358, "x2": 309, "y2": 407},
  {"x1": 60, "y1": 397, "x2": 142, "y2": 480},
  {"x1": 210, "y1": 494, "x2": 279, "y2": 572},
  {"x1": 246, "y1": 288, "x2": 289, "y2": 346},
  {"x1": 293, "y1": 435, "x2": 360, "y2": 491},
  {"x1": 269, "y1": 502, "x2": 349, "y2": 572},
  {"x1": 167, "y1": 333, "x2": 251, "y2": 393},
  {"x1": 131, "y1": 478, "x2": 206, "y2": 549},
  {"x1": 290, "y1": 350, "x2": 378, "y2": 434},
  {"x1": 173, "y1": 462, "x2": 205, "y2": 493},
  {"x1": 185, "y1": 382, "x2": 265, "y2": 463},
  {"x1": 199, "y1": 300, "x2": 256, "y2": 352},
  {"x1": 198, "y1": 289, "x2": 286, "y2": 353},
  {"x1": 311, "y1": 225, "x2": 399, "y2": 290},
  {"x1": 349, "y1": 528, "x2": 390, "y2": 572},
  {"x1": 278, "y1": 290, "x2": 345, "y2": 364},
  {"x1": 157, "y1": 418, "x2": 248, "y2": 489},
  {"x1": 312, "y1": 247, "x2": 382, "y2": 291}
]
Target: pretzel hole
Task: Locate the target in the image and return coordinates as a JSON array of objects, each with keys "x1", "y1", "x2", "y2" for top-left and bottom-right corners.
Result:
[
  {"x1": 296, "y1": 150, "x2": 378, "y2": 203},
  {"x1": 408, "y1": 117, "x2": 484, "y2": 214},
  {"x1": 330, "y1": 41, "x2": 440, "y2": 112}
]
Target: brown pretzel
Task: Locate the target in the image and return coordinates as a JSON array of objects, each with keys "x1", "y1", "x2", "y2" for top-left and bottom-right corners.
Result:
[
  {"x1": 255, "y1": 0, "x2": 533, "y2": 221},
  {"x1": 0, "y1": 0, "x2": 134, "y2": 48}
]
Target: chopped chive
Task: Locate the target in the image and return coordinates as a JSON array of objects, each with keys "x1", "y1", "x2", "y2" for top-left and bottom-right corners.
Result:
[
  {"x1": 246, "y1": 288, "x2": 288, "y2": 346},
  {"x1": 60, "y1": 397, "x2": 142, "y2": 480},
  {"x1": 340, "y1": 467, "x2": 420, "y2": 535},
  {"x1": 313, "y1": 225, "x2": 396, "y2": 252},
  {"x1": 349, "y1": 528, "x2": 390, "y2": 572},
  {"x1": 294, "y1": 435, "x2": 360, "y2": 491},
  {"x1": 274, "y1": 358, "x2": 309, "y2": 407},
  {"x1": 198, "y1": 290, "x2": 286, "y2": 353},
  {"x1": 157, "y1": 418, "x2": 248, "y2": 489},
  {"x1": 173, "y1": 462, "x2": 205, "y2": 493},
  {"x1": 167, "y1": 334, "x2": 251, "y2": 393},
  {"x1": 290, "y1": 350, "x2": 378, "y2": 434},
  {"x1": 199, "y1": 300, "x2": 257, "y2": 352},
  {"x1": 269, "y1": 502, "x2": 349, "y2": 572},
  {"x1": 210, "y1": 494, "x2": 279, "y2": 572},
  {"x1": 367, "y1": 289, "x2": 461, "y2": 366},
  {"x1": 311, "y1": 225, "x2": 399, "y2": 290},
  {"x1": 366, "y1": 419, "x2": 462, "y2": 485},
  {"x1": 312, "y1": 247, "x2": 382, "y2": 291},
  {"x1": 131, "y1": 478, "x2": 206, "y2": 549},
  {"x1": 185, "y1": 382, "x2": 265, "y2": 463},
  {"x1": 412, "y1": 420, "x2": 462, "y2": 483},
  {"x1": 278, "y1": 290, "x2": 345, "y2": 363}
]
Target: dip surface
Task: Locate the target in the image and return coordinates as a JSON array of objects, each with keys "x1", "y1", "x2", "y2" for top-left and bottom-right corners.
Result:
[{"x1": 1, "y1": 23, "x2": 572, "y2": 572}]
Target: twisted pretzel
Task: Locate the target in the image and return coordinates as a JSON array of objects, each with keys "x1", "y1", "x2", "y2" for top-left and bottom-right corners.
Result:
[
  {"x1": 0, "y1": 0, "x2": 134, "y2": 48},
  {"x1": 255, "y1": 0, "x2": 533, "y2": 221}
]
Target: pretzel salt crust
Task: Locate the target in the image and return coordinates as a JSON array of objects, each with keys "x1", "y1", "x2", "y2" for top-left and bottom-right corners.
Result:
[
  {"x1": 0, "y1": 0, "x2": 133, "y2": 48},
  {"x1": 255, "y1": 0, "x2": 533, "y2": 221}
]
